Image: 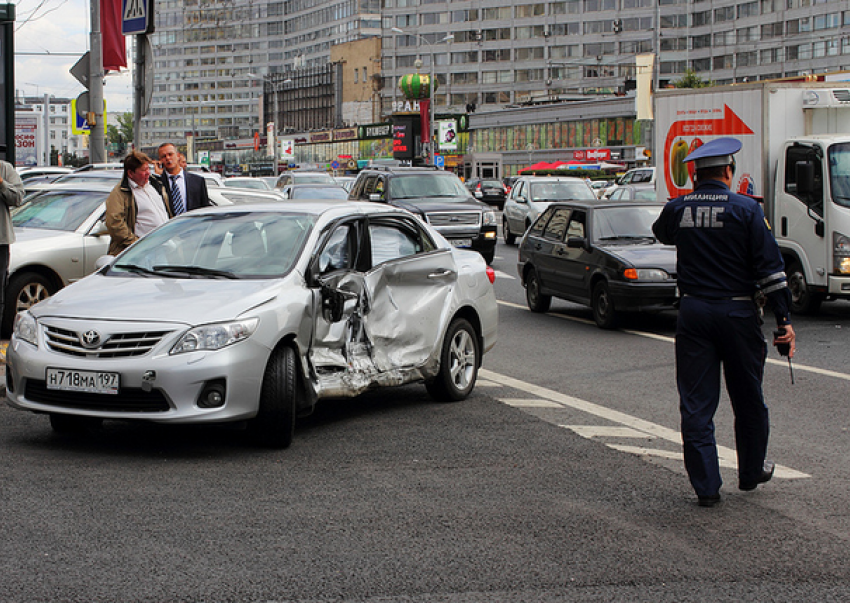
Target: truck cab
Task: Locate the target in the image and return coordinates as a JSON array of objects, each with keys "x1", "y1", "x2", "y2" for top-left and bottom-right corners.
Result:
[{"x1": 775, "y1": 138, "x2": 850, "y2": 313}]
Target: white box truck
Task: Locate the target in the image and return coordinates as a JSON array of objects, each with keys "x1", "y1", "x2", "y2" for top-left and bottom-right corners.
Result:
[{"x1": 655, "y1": 81, "x2": 850, "y2": 314}]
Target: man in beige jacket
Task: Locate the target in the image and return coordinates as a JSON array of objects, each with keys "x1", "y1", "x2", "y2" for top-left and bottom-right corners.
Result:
[{"x1": 105, "y1": 150, "x2": 172, "y2": 255}]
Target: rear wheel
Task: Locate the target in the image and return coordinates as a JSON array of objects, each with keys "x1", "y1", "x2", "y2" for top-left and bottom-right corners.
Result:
[
  {"x1": 426, "y1": 318, "x2": 480, "y2": 402},
  {"x1": 503, "y1": 217, "x2": 516, "y2": 245},
  {"x1": 592, "y1": 281, "x2": 618, "y2": 329},
  {"x1": 787, "y1": 261, "x2": 823, "y2": 315},
  {"x1": 252, "y1": 346, "x2": 298, "y2": 448},
  {"x1": 525, "y1": 268, "x2": 551, "y2": 313}
]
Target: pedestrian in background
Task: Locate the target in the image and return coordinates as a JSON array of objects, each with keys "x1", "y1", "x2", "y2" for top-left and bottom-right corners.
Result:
[
  {"x1": 651, "y1": 137, "x2": 796, "y2": 508},
  {"x1": 105, "y1": 150, "x2": 172, "y2": 255},
  {"x1": 157, "y1": 143, "x2": 210, "y2": 215},
  {"x1": 0, "y1": 159, "x2": 25, "y2": 320}
]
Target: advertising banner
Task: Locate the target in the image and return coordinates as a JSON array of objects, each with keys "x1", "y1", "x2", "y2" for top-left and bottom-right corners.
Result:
[{"x1": 15, "y1": 116, "x2": 40, "y2": 167}]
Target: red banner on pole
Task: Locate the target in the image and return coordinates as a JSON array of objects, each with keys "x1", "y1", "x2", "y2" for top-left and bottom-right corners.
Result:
[
  {"x1": 101, "y1": 0, "x2": 128, "y2": 72},
  {"x1": 419, "y1": 99, "x2": 430, "y2": 146}
]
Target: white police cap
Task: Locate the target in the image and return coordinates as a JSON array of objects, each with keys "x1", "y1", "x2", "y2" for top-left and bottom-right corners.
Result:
[{"x1": 683, "y1": 137, "x2": 742, "y2": 169}]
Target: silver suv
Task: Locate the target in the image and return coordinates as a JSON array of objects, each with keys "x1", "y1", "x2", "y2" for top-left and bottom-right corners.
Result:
[{"x1": 502, "y1": 176, "x2": 596, "y2": 244}]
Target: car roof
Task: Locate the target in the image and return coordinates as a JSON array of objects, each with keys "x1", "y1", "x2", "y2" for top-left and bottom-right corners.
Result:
[
  {"x1": 188, "y1": 200, "x2": 408, "y2": 219},
  {"x1": 545, "y1": 199, "x2": 665, "y2": 211},
  {"x1": 519, "y1": 175, "x2": 588, "y2": 182}
]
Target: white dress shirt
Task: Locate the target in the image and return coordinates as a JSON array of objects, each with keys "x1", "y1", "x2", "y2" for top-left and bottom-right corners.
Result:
[{"x1": 130, "y1": 179, "x2": 169, "y2": 237}]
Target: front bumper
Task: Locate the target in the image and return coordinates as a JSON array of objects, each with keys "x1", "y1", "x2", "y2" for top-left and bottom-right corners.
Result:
[
  {"x1": 6, "y1": 319, "x2": 272, "y2": 424},
  {"x1": 608, "y1": 281, "x2": 679, "y2": 312}
]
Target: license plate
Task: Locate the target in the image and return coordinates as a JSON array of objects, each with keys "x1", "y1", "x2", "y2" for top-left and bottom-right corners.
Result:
[
  {"x1": 450, "y1": 239, "x2": 473, "y2": 248},
  {"x1": 46, "y1": 368, "x2": 120, "y2": 395}
]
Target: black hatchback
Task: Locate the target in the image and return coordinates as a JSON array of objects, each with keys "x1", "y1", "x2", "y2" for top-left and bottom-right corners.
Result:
[
  {"x1": 517, "y1": 201, "x2": 678, "y2": 329},
  {"x1": 466, "y1": 178, "x2": 507, "y2": 209}
]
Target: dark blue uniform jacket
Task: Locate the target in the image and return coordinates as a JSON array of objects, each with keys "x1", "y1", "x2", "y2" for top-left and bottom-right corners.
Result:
[{"x1": 652, "y1": 179, "x2": 792, "y2": 326}]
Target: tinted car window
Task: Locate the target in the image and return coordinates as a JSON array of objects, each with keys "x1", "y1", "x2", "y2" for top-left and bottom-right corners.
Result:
[
  {"x1": 542, "y1": 208, "x2": 571, "y2": 242},
  {"x1": 528, "y1": 206, "x2": 553, "y2": 236}
]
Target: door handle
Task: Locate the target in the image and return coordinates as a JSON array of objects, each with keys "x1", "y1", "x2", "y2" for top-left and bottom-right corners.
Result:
[{"x1": 428, "y1": 269, "x2": 456, "y2": 279}]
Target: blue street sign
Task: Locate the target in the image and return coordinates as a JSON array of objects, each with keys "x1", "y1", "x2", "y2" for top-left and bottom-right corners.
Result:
[
  {"x1": 122, "y1": 0, "x2": 152, "y2": 35},
  {"x1": 434, "y1": 154, "x2": 445, "y2": 168},
  {"x1": 330, "y1": 160, "x2": 340, "y2": 170}
]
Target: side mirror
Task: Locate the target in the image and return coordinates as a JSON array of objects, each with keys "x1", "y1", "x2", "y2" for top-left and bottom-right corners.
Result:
[
  {"x1": 516, "y1": 196, "x2": 528, "y2": 204},
  {"x1": 566, "y1": 236, "x2": 589, "y2": 250},
  {"x1": 369, "y1": 193, "x2": 385, "y2": 202}
]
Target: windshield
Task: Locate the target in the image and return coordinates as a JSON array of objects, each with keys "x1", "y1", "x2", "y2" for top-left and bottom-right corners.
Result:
[
  {"x1": 828, "y1": 142, "x2": 850, "y2": 208},
  {"x1": 530, "y1": 181, "x2": 596, "y2": 202},
  {"x1": 111, "y1": 211, "x2": 316, "y2": 279},
  {"x1": 592, "y1": 205, "x2": 662, "y2": 242},
  {"x1": 12, "y1": 190, "x2": 107, "y2": 231},
  {"x1": 389, "y1": 174, "x2": 469, "y2": 200}
]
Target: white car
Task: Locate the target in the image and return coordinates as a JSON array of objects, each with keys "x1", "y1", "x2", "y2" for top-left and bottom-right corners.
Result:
[
  {"x1": 6, "y1": 202, "x2": 499, "y2": 449},
  {"x1": 501, "y1": 176, "x2": 596, "y2": 244},
  {"x1": 601, "y1": 166, "x2": 656, "y2": 199}
]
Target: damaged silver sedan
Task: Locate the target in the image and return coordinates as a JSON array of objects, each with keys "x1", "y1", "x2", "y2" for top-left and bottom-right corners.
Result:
[{"x1": 6, "y1": 202, "x2": 498, "y2": 448}]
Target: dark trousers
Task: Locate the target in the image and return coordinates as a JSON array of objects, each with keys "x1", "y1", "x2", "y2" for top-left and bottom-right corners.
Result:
[
  {"x1": 675, "y1": 296, "x2": 769, "y2": 496},
  {"x1": 0, "y1": 244, "x2": 8, "y2": 324}
]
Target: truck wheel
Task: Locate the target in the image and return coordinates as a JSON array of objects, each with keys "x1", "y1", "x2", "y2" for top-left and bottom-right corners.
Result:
[
  {"x1": 592, "y1": 281, "x2": 618, "y2": 329},
  {"x1": 787, "y1": 261, "x2": 823, "y2": 315}
]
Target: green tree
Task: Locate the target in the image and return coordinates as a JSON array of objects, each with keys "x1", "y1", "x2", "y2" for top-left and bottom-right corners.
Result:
[
  {"x1": 107, "y1": 112, "x2": 134, "y2": 144},
  {"x1": 673, "y1": 69, "x2": 711, "y2": 89}
]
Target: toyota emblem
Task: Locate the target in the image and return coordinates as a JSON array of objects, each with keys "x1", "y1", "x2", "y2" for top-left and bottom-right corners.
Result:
[{"x1": 80, "y1": 330, "x2": 101, "y2": 349}]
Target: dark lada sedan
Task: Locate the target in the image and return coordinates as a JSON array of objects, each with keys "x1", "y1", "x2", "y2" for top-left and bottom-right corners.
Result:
[{"x1": 517, "y1": 201, "x2": 678, "y2": 329}]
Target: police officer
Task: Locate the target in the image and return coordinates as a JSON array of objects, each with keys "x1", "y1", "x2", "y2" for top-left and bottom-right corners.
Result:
[{"x1": 652, "y1": 137, "x2": 796, "y2": 507}]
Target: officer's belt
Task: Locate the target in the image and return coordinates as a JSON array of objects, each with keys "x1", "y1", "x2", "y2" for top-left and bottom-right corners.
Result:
[{"x1": 682, "y1": 294, "x2": 752, "y2": 302}]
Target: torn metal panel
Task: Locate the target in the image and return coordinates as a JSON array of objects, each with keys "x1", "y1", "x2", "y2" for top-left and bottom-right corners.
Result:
[{"x1": 308, "y1": 250, "x2": 458, "y2": 398}]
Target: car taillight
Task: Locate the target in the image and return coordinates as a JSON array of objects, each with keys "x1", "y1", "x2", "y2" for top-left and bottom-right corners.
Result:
[
  {"x1": 476, "y1": 183, "x2": 482, "y2": 191},
  {"x1": 486, "y1": 266, "x2": 496, "y2": 284}
]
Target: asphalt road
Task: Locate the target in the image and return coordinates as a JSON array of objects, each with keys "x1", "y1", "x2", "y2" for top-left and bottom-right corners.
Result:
[{"x1": 1, "y1": 240, "x2": 849, "y2": 602}]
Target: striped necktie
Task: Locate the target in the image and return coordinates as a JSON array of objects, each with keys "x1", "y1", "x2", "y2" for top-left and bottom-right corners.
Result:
[{"x1": 170, "y1": 175, "x2": 185, "y2": 215}]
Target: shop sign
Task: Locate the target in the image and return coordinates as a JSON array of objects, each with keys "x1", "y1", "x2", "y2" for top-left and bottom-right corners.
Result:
[
  {"x1": 358, "y1": 123, "x2": 392, "y2": 140},
  {"x1": 573, "y1": 148, "x2": 611, "y2": 161},
  {"x1": 333, "y1": 128, "x2": 357, "y2": 141},
  {"x1": 310, "y1": 131, "x2": 332, "y2": 143}
]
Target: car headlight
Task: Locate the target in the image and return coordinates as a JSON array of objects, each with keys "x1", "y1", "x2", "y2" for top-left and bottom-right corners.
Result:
[
  {"x1": 170, "y1": 318, "x2": 260, "y2": 355},
  {"x1": 13, "y1": 311, "x2": 38, "y2": 346},
  {"x1": 482, "y1": 209, "x2": 497, "y2": 226},
  {"x1": 834, "y1": 231, "x2": 850, "y2": 275},
  {"x1": 623, "y1": 268, "x2": 672, "y2": 282}
]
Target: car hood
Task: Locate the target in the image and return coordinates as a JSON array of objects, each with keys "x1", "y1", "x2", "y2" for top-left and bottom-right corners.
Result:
[
  {"x1": 10, "y1": 228, "x2": 82, "y2": 265},
  {"x1": 600, "y1": 243, "x2": 677, "y2": 272},
  {"x1": 30, "y1": 273, "x2": 288, "y2": 325},
  {"x1": 391, "y1": 197, "x2": 488, "y2": 214}
]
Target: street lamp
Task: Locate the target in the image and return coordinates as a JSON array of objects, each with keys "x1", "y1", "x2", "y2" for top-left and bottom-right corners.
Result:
[
  {"x1": 391, "y1": 28, "x2": 453, "y2": 166},
  {"x1": 248, "y1": 73, "x2": 292, "y2": 175}
]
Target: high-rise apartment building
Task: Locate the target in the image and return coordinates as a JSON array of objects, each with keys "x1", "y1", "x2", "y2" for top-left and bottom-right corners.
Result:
[{"x1": 140, "y1": 0, "x2": 849, "y2": 151}]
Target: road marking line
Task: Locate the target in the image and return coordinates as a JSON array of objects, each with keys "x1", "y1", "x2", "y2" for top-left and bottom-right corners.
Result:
[
  {"x1": 496, "y1": 301, "x2": 850, "y2": 382},
  {"x1": 494, "y1": 270, "x2": 515, "y2": 281},
  {"x1": 564, "y1": 425, "x2": 654, "y2": 439},
  {"x1": 484, "y1": 369, "x2": 810, "y2": 480},
  {"x1": 501, "y1": 398, "x2": 564, "y2": 408}
]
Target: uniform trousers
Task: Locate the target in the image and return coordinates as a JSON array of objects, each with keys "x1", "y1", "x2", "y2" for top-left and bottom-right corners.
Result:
[{"x1": 675, "y1": 295, "x2": 769, "y2": 496}]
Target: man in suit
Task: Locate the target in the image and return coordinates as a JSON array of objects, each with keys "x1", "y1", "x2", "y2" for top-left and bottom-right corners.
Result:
[{"x1": 157, "y1": 143, "x2": 211, "y2": 215}]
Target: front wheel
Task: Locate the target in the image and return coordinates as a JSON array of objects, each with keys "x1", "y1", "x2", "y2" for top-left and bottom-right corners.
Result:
[
  {"x1": 787, "y1": 261, "x2": 823, "y2": 315},
  {"x1": 592, "y1": 281, "x2": 618, "y2": 329},
  {"x1": 251, "y1": 346, "x2": 298, "y2": 448},
  {"x1": 426, "y1": 318, "x2": 480, "y2": 402}
]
